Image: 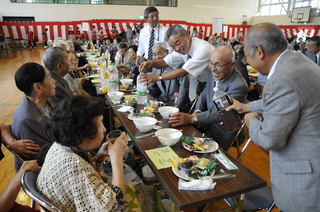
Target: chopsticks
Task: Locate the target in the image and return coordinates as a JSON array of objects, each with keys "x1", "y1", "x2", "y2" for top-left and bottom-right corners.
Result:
[{"x1": 152, "y1": 129, "x2": 183, "y2": 137}]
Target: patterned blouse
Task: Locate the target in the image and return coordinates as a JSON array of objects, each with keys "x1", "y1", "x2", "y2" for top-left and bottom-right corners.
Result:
[{"x1": 36, "y1": 142, "x2": 128, "y2": 212}]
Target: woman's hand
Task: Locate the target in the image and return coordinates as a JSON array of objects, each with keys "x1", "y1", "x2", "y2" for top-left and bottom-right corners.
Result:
[
  {"x1": 107, "y1": 132, "x2": 128, "y2": 159},
  {"x1": 19, "y1": 160, "x2": 39, "y2": 174}
]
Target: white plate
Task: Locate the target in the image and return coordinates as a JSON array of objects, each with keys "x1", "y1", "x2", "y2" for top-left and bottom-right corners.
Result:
[
  {"x1": 182, "y1": 141, "x2": 219, "y2": 153},
  {"x1": 172, "y1": 166, "x2": 193, "y2": 181},
  {"x1": 172, "y1": 165, "x2": 215, "y2": 181},
  {"x1": 127, "y1": 114, "x2": 133, "y2": 121}
]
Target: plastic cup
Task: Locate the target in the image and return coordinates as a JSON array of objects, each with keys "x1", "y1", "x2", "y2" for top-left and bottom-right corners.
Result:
[{"x1": 106, "y1": 130, "x2": 122, "y2": 143}]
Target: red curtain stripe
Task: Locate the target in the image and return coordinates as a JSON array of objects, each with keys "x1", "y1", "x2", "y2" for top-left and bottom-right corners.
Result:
[{"x1": 0, "y1": 19, "x2": 318, "y2": 41}]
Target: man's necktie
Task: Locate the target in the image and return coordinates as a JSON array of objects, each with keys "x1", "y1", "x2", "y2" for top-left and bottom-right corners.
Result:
[
  {"x1": 161, "y1": 69, "x2": 166, "y2": 90},
  {"x1": 315, "y1": 55, "x2": 317, "y2": 65},
  {"x1": 148, "y1": 29, "x2": 155, "y2": 61}
]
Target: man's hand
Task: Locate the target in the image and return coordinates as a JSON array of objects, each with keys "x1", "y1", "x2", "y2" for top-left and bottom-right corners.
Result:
[
  {"x1": 139, "y1": 73, "x2": 159, "y2": 84},
  {"x1": 139, "y1": 60, "x2": 153, "y2": 71},
  {"x1": 83, "y1": 64, "x2": 90, "y2": 69},
  {"x1": 10, "y1": 139, "x2": 40, "y2": 158},
  {"x1": 168, "y1": 112, "x2": 193, "y2": 127},
  {"x1": 136, "y1": 56, "x2": 143, "y2": 66},
  {"x1": 226, "y1": 97, "x2": 251, "y2": 114},
  {"x1": 244, "y1": 112, "x2": 259, "y2": 127}
]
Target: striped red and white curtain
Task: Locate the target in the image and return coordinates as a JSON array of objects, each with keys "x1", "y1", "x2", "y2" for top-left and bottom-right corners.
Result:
[{"x1": 1, "y1": 19, "x2": 318, "y2": 42}]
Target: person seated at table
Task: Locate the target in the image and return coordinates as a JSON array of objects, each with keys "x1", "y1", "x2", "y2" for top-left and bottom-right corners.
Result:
[
  {"x1": 127, "y1": 45, "x2": 139, "y2": 84},
  {"x1": 109, "y1": 37, "x2": 121, "y2": 63},
  {"x1": 43, "y1": 47, "x2": 73, "y2": 105},
  {"x1": 66, "y1": 40, "x2": 90, "y2": 76},
  {"x1": 115, "y1": 42, "x2": 134, "y2": 77},
  {"x1": 64, "y1": 52, "x2": 90, "y2": 97},
  {"x1": 72, "y1": 36, "x2": 84, "y2": 52},
  {"x1": 36, "y1": 96, "x2": 166, "y2": 212},
  {"x1": 168, "y1": 46, "x2": 248, "y2": 150},
  {"x1": 235, "y1": 47, "x2": 259, "y2": 101},
  {"x1": 53, "y1": 38, "x2": 67, "y2": 50},
  {"x1": 147, "y1": 42, "x2": 190, "y2": 109},
  {"x1": 11, "y1": 62, "x2": 56, "y2": 171}
]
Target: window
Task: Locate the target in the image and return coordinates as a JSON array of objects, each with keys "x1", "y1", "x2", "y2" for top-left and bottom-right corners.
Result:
[
  {"x1": 293, "y1": 0, "x2": 320, "y2": 17},
  {"x1": 260, "y1": 0, "x2": 289, "y2": 16},
  {"x1": 10, "y1": 0, "x2": 176, "y2": 6}
]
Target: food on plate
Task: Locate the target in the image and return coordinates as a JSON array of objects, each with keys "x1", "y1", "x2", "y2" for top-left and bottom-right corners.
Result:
[
  {"x1": 119, "y1": 96, "x2": 137, "y2": 106},
  {"x1": 119, "y1": 84, "x2": 135, "y2": 91},
  {"x1": 171, "y1": 156, "x2": 219, "y2": 179},
  {"x1": 144, "y1": 100, "x2": 165, "y2": 110},
  {"x1": 182, "y1": 136, "x2": 217, "y2": 152}
]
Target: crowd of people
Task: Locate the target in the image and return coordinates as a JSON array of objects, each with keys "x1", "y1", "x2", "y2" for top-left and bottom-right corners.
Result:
[{"x1": 1, "y1": 5, "x2": 320, "y2": 212}]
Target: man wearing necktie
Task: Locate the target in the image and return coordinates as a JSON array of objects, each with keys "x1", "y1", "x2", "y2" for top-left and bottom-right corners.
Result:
[
  {"x1": 305, "y1": 36, "x2": 320, "y2": 66},
  {"x1": 148, "y1": 43, "x2": 190, "y2": 109},
  {"x1": 136, "y1": 6, "x2": 170, "y2": 66}
]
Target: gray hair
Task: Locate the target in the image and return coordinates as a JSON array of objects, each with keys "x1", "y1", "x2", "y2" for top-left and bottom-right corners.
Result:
[
  {"x1": 153, "y1": 42, "x2": 167, "y2": 51},
  {"x1": 43, "y1": 47, "x2": 66, "y2": 72},
  {"x1": 165, "y1": 24, "x2": 186, "y2": 41},
  {"x1": 53, "y1": 38, "x2": 67, "y2": 48},
  {"x1": 244, "y1": 22, "x2": 288, "y2": 57}
]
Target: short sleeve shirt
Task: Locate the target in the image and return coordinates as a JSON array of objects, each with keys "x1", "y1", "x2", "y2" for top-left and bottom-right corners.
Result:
[{"x1": 163, "y1": 37, "x2": 214, "y2": 82}]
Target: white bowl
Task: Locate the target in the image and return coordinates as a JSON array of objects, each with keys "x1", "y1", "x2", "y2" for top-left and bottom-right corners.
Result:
[
  {"x1": 120, "y1": 79, "x2": 133, "y2": 85},
  {"x1": 158, "y1": 106, "x2": 179, "y2": 119},
  {"x1": 108, "y1": 92, "x2": 124, "y2": 102},
  {"x1": 155, "y1": 128, "x2": 182, "y2": 146},
  {"x1": 133, "y1": 117, "x2": 157, "y2": 132}
]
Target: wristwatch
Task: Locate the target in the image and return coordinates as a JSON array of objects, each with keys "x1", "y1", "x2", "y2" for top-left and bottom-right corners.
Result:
[
  {"x1": 192, "y1": 115, "x2": 198, "y2": 124},
  {"x1": 158, "y1": 73, "x2": 163, "y2": 81}
]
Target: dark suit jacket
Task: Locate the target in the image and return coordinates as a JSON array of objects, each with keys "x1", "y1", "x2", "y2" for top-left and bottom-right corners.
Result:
[
  {"x1": 304, "y1": 50, "x2": 320, "y2": 66},
  {"x1": 195, "y1": 69, "x2": 248, "y2": 150},
  {"x1": 12, "y1": 96, "x2": 55, "y2": 170},
  {"x1": 49, "y1": 72, "x2": 73, "y2": 105},
  {"x1": 148, "y1": 67, "x2": 190, "y2": 109}
]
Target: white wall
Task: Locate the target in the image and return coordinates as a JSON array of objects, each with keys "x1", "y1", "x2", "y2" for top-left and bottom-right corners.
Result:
[{"x1": 0, "y1": 0, "x2": 258, "y2": 25}]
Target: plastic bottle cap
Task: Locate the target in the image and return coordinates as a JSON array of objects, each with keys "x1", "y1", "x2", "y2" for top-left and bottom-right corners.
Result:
[{"x1": 213, "y1": 87, "x2": 219, "y2": 92}]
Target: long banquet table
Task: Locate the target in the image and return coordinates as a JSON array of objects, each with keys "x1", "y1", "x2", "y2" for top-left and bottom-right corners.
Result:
[{"x1": 105, "y1": 95, "x2": 266, "y2": 212}]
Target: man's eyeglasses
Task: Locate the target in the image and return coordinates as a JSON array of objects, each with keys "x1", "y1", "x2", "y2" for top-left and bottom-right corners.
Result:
[{"x1": 208, "y1": 60, "x2": 232, "y2": 69}]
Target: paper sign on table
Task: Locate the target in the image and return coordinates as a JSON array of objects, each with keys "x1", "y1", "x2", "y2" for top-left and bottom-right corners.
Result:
[{"x1": 145, "y1": 146, "x2": 180, "y2": 170}]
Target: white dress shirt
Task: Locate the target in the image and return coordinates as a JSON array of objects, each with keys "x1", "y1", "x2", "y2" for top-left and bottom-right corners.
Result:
[
  {"x1": 137, "y1": 24, "x2": 170, "y2": 59},
  {"x1": 268, "y1": 50, "x2": 288, "y2": 79},
  {"x1": 163, "y1": 37, "x2": 215, "y2": 82}
]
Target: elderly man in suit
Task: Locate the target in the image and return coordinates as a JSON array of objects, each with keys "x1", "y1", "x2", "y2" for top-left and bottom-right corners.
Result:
[
  {"x1": 168, "y1": 46, "x2": 248, "y2": 150},
  {"x1": 43, "y1": 47, "x2": 73, "y2": 105},
  {"x1": 228, "y1": 22, "x2": 320, "y2": 211},
  {"x1": 147, "y1": 42, "x2": 190, "y2": 109},
  {"x1": 305, "y1": 35, "x2": 320, "y2": 66}
]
